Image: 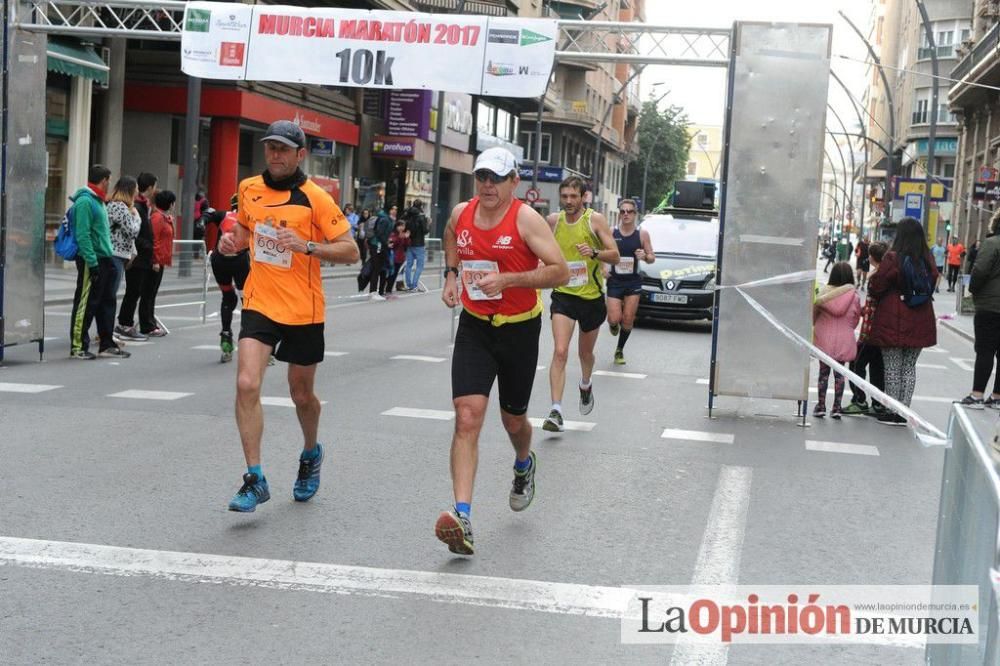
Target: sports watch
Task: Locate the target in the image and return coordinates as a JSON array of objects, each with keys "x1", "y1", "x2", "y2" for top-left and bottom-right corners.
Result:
[
  {"x1": 305, "y1": 241, "x2": 317, "y2": 255},
  {"x1": 444, "y1": 266, "x2": 459, "y2": 278}
]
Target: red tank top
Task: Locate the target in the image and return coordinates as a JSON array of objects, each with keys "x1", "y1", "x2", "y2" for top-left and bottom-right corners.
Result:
[{"x1": 456, "y1": 197, "x2": 540, "y2": 318}]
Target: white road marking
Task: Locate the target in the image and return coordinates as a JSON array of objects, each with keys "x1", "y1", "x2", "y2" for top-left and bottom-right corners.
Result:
[
  {"x1": 390, "y1": 355, "x2": 447, "y2": 363},
  {"x1": 669, "y1": 466, "x2": 752, "y2": 665},
  {"x1": 536, "y1": 365, "x2": 546, "y2": 371},
  {"x1": 911, "y1": 395, "x2": 959, "y2": 404},
  {"x1": 924, "y1": 346, "x2": 948, "y2": 354},
  {"x1": 806, "y1": 440, "x2": 880, "y2": 457},
  {"x1": 950, "y1": 357, "x2": 975, "y2": 372},
  {"x1": 0, "y1": 382, "x2": 62, "y2": 393},
  {"x1": 191, "y1": 345, "x2": 221, "y2": 350},
  {"x1": 43, "y1": 336, "x2": 59, "y2": 342},
  {"x1": 120, "y1": 341, "x2": 154, "y2": 347},
  {"x1": 528, "y1": 417, "x2": 596, "y2": 432},
  {"x1": 382, "y1": 407, "x2": 454, "y2": 420},
  {"x1": 916, "y1": 363, "x2": 947, "y2": 370},
  {"x1": 324, "y1": 351, "x2": 349, "y2": 357},
  {"x1": 593, "y1": 370, "x2": 647, "y2": 379},
  {"x1": 0, "y1": 536, "x2": 922, "y2": 647},
  {"x1": 261, "y1": 397, "x2": 327, "y2": 408},
  {"x1": 660, "y1": 428, "x2": 734, "y2": 444},
  {"x1": 156, "y1": 301, "x2": 208, "y2": 309},
  {"x1": 696, "y1": 378, "x2": 710, "y2": 385},
  {"x1": 108, "y1": 390, "x2": 193, "y2": 401}
]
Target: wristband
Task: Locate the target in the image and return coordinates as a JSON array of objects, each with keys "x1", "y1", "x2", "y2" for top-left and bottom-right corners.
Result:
[{"x1": 444, "y1": 266, "x2": 459, "y2": 278}]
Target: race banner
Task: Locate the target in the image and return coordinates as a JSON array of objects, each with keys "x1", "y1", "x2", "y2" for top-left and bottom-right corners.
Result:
[{"x1": 180, "y1": 2, "x2": 558, "y2": 97}]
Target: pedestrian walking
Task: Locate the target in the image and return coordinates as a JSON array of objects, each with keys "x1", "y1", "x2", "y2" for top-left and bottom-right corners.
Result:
[
  {"x1": 957, "y1": 210, "x2": 1000, "y2": 409},
  {"x1": 867, "y1": 217, "x2": 939, "y2": 425},
  {"x1": 812, "y1": 262, "x2": 861, "y2": 419},
  {"x1": 946, "y1": 237, "x2": 965, "y2": 292},
  {"x1": 541, "y1": 176, "x2": 619, "y2": 432},
  {"x1": 435, "y1": 146, "x2": 569, "y2": 555},
  {"x1": 605, "y1": 198, "x2": 653, "y2": 365},
  {"x1": 403, "y1": 199, "x2": 430, "y2": 291},
  {"x1": 216, "y1": 119, "x2": 359, "y2": 512},
  {"x1": 931, "y1": 236, "x2": 946, "y2": 293}
]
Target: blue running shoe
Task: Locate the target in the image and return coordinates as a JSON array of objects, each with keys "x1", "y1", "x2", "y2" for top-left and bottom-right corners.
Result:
[
  {"x1": 293, "y1": 443, "x2": 324, "y2": 502},
  {"x1": 228, "y1": 472, "x2": 270, "y2": 512}
]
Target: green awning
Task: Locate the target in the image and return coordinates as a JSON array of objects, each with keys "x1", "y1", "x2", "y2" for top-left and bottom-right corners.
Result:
[{"x1": 46, "y1": 39, "x2": 108, "y2": 86}]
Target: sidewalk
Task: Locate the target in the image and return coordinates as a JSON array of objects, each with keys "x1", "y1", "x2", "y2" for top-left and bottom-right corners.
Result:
[{"x1": 43, "y1": 261, "x2": 362, "y2": 306}]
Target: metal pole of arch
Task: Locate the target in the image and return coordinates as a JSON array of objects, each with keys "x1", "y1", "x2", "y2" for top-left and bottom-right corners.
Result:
[
  {"x1": 915, "y1": 0, "x2": 938, "y2": 233},
  {"x1": 839, "y1": 10, "x2": 895, "y2": 222},
  {"x1": 179, "y1": 75, "x2": 200, "y2": 278},
  {"x1": 430, "y1": 0, "x2": 466, "y2": 239},
  {"x1": 826, "y1": 130, "x2": 849, "y2": 237},
  {"x1": 827, "y1": 105, "x2": 856, "y2": 235},
  {"x1": 829, "y1": 71, "x2": 868, "y2": 239}
]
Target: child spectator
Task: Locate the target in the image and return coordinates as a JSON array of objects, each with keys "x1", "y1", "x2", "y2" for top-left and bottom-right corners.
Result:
[
  {"x1": 844, "y1": 241, "x2": 888, "y2": 416},
  {"x1": 385, "y1": 219, "x2": 410, "y2": 298},
  {"x1": 813, "y1": 261, "x2": 861, "y2": 419}
]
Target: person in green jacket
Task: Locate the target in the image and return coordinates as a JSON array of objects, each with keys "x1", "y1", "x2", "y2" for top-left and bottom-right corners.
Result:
[
  {"x1": 959, "y1": 211, "x2": 1000, "y2": 407},
  {"x1": 69, "y1": 164, "x2": 130, "y2": 359}
]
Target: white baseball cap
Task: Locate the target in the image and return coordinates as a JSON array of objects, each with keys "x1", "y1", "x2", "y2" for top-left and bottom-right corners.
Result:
[{"x1": 474, "y1": 147, "x2": 519, "y2": 176}]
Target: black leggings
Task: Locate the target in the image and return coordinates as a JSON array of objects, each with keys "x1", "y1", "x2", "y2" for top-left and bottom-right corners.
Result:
[
  {"x1": 973, "y1": 310, "x2": 1000, "y2": 395},
  {"x1": 947, "y1": 265, "x2": 961, "y2": 289}
]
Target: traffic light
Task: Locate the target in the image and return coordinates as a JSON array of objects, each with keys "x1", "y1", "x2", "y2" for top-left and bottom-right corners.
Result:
[{"x1": 946, "y1": 222, "x2": 952, "y2": 233}]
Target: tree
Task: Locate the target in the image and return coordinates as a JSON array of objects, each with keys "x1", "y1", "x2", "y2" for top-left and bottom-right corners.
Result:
[{"x1": 626, "y1": 100, "x2": 690, "y2": 212}]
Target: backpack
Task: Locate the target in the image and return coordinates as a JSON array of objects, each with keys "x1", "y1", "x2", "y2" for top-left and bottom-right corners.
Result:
[
  {"x1": 900, "y1": 254, "x2": 934, "y2": 308},
  {"x1": 54, "y1": 206, "x2": 78, "y2": 260}
]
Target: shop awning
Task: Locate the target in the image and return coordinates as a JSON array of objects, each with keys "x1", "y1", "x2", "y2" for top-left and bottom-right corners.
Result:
[{"x1": 47, "y1": 39, "x2": 108, "y2": 86}]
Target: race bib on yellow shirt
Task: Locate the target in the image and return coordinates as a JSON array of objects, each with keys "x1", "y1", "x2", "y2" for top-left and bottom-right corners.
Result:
[
  {"x1": 253, "y1": 224, "x2": 292, "y2": 270},
  {"x1": 461, "y1": 260, "x2": 501, "y2": 301},
  {"x1": 567, "y1": 260, "x2": 589, "y2": 287},
  {"x1": 615, "y1": 257, "x2": 635, "y2": 274}
]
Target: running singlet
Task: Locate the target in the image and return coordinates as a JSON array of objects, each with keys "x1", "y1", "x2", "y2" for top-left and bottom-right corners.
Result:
[
  {"x1": 553, "y1": 208, "x2": 604, "y2": 299},
  {"x1": 238, "y1": 175, "x2": 350, "y2": 325},
  {"x1": 455, "y1": 197, "x2": 540, "y2": 320},
  {"x1": 609, "y1": 227, "x2": 642, "y2": 283}
]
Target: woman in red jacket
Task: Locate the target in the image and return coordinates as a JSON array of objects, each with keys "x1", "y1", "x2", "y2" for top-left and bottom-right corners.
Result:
[
  {"x1": 145, "y1": 189, "x2": 176, "y2": 337},
  {"x1": 866, "y1": 217, "x2": 939, "y2": 425}
]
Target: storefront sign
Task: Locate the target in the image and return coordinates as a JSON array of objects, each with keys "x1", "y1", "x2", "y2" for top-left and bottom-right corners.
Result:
[
  {"x1": 310, "y1": 138, "x2": 334, "y2": 156},
  {"x1": 386, "y1": 90, "x2": 430, "y2": 138},
  {"x1": 914, "y1": 137, "x2": 958, "y2": 156},
  {"x1": 372, "y1": 135, "x2": 415, "y2": 158},
  {"x1": 973, "y1": 181, "x2": 1000, "y2": 201},
  {"x1": 518, "y1": 165, "x2": 563, "y2": 182},
  {"x1": 181, "y1": 2, "x2": 557, "y2": 97},
  {"x1": 894, "y1": 178, "x2": 947, "y2": 201}
]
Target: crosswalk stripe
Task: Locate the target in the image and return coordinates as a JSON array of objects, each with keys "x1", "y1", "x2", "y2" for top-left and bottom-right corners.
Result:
[
  {"x1": 382, "y1": 407, "x2": 454, "y2": 420},
  {"x1": 660, "y1": 428, "x2": 734, "y2": 444},
  {"x1": 529, "y1": 417, "x2": 596, "y2": 432},
  {"x1": 916, "y1": 363, "x2": 947, "y2": 370},
  {"x1": 261, "y1": 397, "x2": 328, "y2": 407},
  {"x1": 391, "y1": 355, "x2": 446, "y2": 363},
  {"x1": 324, "y1": 351, "x2": 349, "y2": 357},
  {"x1": 809, "y1": 387, "x2": 954, "y2": 404},
  {"x1": 108, "y1": 389, "x2": 193, "y2": 401},
  {"x1": 593, "y1": 370, "x2": 647, "y2": 379},
  {"x1": 191, "y1": 345, "x2": 220, "y2": 350},
  {"x1": 806, "y1": 440, "x2": 879, "y2": 457},
  {"x1": 0, "y1": 382, "x2": 62, "y2": 393}
]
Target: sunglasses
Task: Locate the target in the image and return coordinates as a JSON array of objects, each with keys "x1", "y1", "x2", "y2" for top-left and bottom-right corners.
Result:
[
  {"x1": 619, "y1": 209, "x2": 636, "y2": 215},
  {"x1": 475, "y1": 170, "x2": 511, "y2": 184}
]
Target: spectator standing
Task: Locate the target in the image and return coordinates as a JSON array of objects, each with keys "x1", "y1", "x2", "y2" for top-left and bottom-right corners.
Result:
[
  {"x1": 967, "y1": 240, "x2": 980, "y2": 273},
  {"x1": 855, "y1": 237, "x2": 870, "y2": 289},
  {"x1": 386, "y1": 219, "x2": 410, "y2": 298},
  {"x1": 69, "y1": 165, "x2": 129, "y2": 359},
  {"x1": 116, "y1": 172, "x2": 157, "y2": 341},
  {"x1": 867, "y1": 217, "x2": 938, "y2": 425},
  {"x1": 946, "y1": 237, "x2": 965, "y2": 292},
  {"x1": 812, "y1": 262, "x2": 861, "y2": 419},
  {"x1": 931, "y1": 236, "x2": 946, "y2": 293},
  {"x1": 106, "y1": 176, "x2": 141, "y2": 323},
  {"x1": 844, "y1": 241, "x2": 889, "y2": 416},
  {"x1": 144, "y1": 190, "x2": 176, "y2": 337},
  {"x1": 367, "y1": 205, "x2": 393, "y2": 300},
  {"x1": 403, "y1": 199, "x2": 430, "y2": 292},
  {"x1": 957, "y1": 211, "x2": 1000, "y2": 408},
  {"x1": 355, "y1": 208, "x2": 371, "y2": 264}
]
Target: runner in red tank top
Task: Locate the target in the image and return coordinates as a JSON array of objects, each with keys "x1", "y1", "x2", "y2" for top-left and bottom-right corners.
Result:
[{"x1": 434, "y1": 147, "x2": 569, "y2": 556}]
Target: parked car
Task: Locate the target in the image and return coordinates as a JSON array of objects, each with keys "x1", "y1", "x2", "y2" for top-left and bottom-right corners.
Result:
[{"x1": 636, "y1": 207, "x2": 718, "y2": 322}]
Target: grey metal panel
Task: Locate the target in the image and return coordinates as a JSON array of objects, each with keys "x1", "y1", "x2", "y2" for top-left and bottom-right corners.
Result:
[
  {"x1": 713, "y1": 22, "x2": 831, "y2": 401},
  {"x1": 2, "y1": 15, "x2": 47, "y2": 348}
]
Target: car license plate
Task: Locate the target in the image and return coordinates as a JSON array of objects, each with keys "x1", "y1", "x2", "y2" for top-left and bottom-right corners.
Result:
[{"x1": 651, "y1": 293, "x2": 688, "y2": 304}]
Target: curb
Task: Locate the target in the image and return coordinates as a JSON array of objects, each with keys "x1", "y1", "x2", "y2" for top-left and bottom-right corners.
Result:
[
  {"x1": 940, "y1": 318, "x2": 974, "y2": 344},
  {"x1": 43, "y1": 270, "x2": 358, "y2": 307}
]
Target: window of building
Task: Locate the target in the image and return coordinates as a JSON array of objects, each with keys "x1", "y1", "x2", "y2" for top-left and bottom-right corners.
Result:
[
  {"x1": 520, "y1": 131, "x2": 552, "y2": 163},
  {"x1": 912, "y1": 89, "x2": 956, "y2": 124},
  {"x1": 687, "y1": 161, "x2": 698, "y2": 176},
  {"x1": 918, "y1": 19, "x2": 971, "y2": 59},
  {"x1": 943, "y1": 163, "x2": 956, "y2": 178},
  {"x1": 697, "y1": 133, "x2": 709, "y2": 147},
  {"x1": 477, "y1": 101, "x2": 495, "y2": 136}
]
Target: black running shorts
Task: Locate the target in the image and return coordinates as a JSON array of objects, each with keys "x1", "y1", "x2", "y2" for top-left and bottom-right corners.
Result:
[
  {"x1": 239, "y1": 309, "x2": 325, "y2": 366},
  {"x1": 606, "y1": 278, "x2": 642, "y2": 299},
  {"x1": 451, "y1": 310, "x2": 541, "y2": 415},
  {"x1": 211, "y1": 250, "x2": 250, "y2": 290},
  {"x1": 550, "y1": 291, "x2": 608, "y2": 332}
]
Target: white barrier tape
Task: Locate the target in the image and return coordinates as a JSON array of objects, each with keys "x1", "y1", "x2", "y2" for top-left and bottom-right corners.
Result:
[
  {"x1": 720, "y1": 269, "x2": 817, "y2": 290},
  {"x1": 732, "y1": 286, "x2": 948, "y2": 448}
]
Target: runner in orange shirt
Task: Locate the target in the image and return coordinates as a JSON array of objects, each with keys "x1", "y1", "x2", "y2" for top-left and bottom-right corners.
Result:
[
  {"x1": 217, "y1": 120, "x2": 359, "y2": 512},
  {"x1": 946, "y1": 236, "x2": 966, "y2": 292}
]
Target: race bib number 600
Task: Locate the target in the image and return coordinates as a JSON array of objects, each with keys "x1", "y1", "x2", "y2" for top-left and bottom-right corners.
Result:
[{"x1": 254, "y1": 224, "x2": 292, "y2": 270}]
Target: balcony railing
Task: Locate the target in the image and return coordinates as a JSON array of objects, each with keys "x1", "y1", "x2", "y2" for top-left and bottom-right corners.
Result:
[{"x1": 951, "y1": 21, "x2": 1000, "y2": 82}]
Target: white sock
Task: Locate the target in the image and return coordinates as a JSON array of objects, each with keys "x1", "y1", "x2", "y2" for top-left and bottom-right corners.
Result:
[
  {"x1": 552, "y1": 402, "x2": 562, "y2": 414},
  {"x1": 580, "y1": 379, "x2": 592, "y2": 390}
]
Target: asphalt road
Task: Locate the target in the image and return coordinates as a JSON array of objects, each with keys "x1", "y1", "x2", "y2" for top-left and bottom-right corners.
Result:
[{"x1": 0, "y1": 277, "x2": 978, "y2": 665}]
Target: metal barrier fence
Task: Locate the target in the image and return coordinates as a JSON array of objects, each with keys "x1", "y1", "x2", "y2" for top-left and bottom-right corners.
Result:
[
  {"x1": 156, "y1": 240, "x2": 210, "y2": 326},
  {"x1": 927, "y1": 406, "x2": 1000, "y2": 664}
]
